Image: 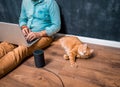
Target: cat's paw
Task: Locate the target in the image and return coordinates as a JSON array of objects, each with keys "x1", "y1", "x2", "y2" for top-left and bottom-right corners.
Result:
[
  {"x1": 63, "y1": 54, "x2": 69, "y2": 60},
  {"x1": 70, "y1": 63, "x2": 78, "y2": 68},
  {"x1": 76, "y1": 54, "x2": 81, "y2": 58}
]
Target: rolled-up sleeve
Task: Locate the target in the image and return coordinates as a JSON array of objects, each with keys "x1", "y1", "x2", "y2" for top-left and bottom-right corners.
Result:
[
  {"x1": 45, "y1": 0, "x2": 61, "y2": 36},
  {"x1": 19, "y1": 1, "x2": 28, "y2": 27}
]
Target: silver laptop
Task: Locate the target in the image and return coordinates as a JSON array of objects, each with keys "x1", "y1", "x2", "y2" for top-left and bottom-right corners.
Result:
[{"x1": 0, "y1": 22, "x2": 39, "y2": 47}]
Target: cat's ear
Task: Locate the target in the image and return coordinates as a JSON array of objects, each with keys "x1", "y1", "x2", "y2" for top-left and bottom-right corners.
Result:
[{"x1": 90, "y1": 49, "x2": 94, "y2": 53}]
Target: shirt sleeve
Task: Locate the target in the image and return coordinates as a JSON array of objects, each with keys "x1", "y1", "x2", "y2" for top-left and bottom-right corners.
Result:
[
  {"x1": 45, "y1": 0, "x2": 61, "y2": 36},
  {"x1": 19, "y1": 0, "x2": 28, "y2": 27}
]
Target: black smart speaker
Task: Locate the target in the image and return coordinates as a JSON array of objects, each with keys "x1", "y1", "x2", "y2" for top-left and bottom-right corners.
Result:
[{"x1": 33, "y1": 49, "x2": 45, "y2": 68}]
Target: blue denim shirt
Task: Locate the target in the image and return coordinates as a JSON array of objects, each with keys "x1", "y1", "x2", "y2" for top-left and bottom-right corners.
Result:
[{"x1": 19, "y1": 0, "x2": 61, "y2": 36}]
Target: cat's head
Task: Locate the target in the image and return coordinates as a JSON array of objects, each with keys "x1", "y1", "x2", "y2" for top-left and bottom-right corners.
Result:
[{"x1": 78, "y1": 44, "x2": 94, "y2": 58}]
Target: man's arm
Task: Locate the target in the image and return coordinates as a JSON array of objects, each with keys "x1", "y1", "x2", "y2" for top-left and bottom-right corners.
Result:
[
  {"x1": 45, "y1": 0, "x2": 61, "y2": 36},
  {"x1": 19, "y1": 0, "x2": 28, "y2": 27}
]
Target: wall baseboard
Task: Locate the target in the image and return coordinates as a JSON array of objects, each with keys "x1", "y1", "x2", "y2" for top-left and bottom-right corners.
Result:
[{"x1": 56, "y1": 33, "x2": 120, "y2": 48}]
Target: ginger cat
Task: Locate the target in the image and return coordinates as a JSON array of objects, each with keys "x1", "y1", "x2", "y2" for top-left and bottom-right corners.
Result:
[{"x1": 60, "y1": 36, "x2": 94, "y2": 67}]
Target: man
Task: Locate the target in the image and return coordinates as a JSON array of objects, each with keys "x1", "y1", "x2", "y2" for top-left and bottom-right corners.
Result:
[
  {"x1": 0, "y1": 0, "x2": 61, "y2": 78},
  {"x1": 20, "y1": 0, "x2": 61, "y2": 41}
]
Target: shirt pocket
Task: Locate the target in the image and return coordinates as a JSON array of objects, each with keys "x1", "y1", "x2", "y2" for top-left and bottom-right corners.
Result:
[{"x1": 35, "y1": 7, "x2": 50, "y2": 20}]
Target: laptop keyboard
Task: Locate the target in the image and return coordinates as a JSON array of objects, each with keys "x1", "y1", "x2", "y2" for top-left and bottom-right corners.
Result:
[{"x1": 27, "y1": 38, "x2": 37, "y2": 44}]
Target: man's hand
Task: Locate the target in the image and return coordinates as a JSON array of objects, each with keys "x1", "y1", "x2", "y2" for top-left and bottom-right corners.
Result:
[
  {"x1": 22, "y1": 28, "x2": 31, "y2": 37},
  {"x1": 21, "y1": 25, "x2": 31, "y2": 36},
  {"x1": 26, "y1": 32, "x2": 41, "y2": 41}
]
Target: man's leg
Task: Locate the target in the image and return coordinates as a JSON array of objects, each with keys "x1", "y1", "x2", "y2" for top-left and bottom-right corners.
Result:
[
  {"x1": 0, "y1": 42, "x2": 17, "y2": 58},
  {"x1": 0, "y1": 37, "x2": 53, "y2": 78}
]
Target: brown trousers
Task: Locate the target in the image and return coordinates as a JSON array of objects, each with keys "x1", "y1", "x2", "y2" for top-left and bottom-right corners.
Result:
[{"x1": 0, "y1": 37, "x2": 53, "y2": 78}]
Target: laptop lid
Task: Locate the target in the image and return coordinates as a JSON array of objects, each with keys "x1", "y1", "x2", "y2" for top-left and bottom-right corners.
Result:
[{"x1": 0, "y1": 22, "x2": 38, "y2": 47}]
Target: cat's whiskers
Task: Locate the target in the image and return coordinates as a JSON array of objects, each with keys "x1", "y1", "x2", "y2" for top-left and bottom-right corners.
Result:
[{"x1": 79, "y1": 52, "x2": 84, "y2": 56}]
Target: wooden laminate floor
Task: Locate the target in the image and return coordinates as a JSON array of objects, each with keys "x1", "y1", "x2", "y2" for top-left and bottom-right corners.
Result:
[{"x1": 0, "y1": 36, "x2": 120, "y2": 87}]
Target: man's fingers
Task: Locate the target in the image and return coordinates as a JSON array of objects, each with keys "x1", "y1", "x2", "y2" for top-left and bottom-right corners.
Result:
[
  {"x1": 26, "y1": 32, "x2": 36, "y2": 41},
  {"x1": 22, "y1": 28, "x2": 31, "y2": 36}
]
